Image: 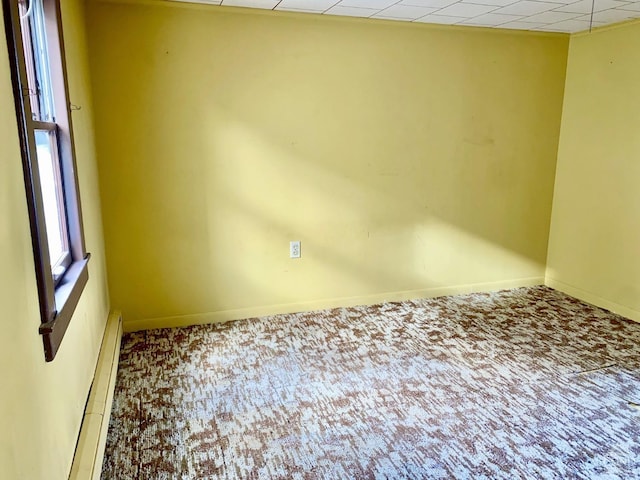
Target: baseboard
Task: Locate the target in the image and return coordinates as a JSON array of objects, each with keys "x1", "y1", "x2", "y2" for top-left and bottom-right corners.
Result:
[
  {"x1": 545, "y1": 278, "x2": 640, "y2": 323},
  {"x1": 124, "y1": 276, "x2": 545, "y2": 332},
  {"x1": 69, "y1": 311, "x2": 123, "y2": 480}
]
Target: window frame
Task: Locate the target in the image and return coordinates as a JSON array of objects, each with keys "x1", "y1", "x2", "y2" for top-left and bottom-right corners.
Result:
[{"x1": 3, "y1": 0, "x2": 90, "y2": 362}]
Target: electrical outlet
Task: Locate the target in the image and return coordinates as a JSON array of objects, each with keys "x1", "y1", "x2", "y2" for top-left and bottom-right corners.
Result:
[{"x1": 290, "y1": 241, "x2": 301, "y2": 259}]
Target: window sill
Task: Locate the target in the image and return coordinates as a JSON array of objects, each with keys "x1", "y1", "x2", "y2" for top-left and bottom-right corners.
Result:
[{"x1": 39, "y1": 253, "x2": 90, "y2": 361}]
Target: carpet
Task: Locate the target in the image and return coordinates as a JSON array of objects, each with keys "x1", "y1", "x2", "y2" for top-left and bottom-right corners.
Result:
[{"x1": 101, "y1": 286, "x2": 640, "y2": 479}]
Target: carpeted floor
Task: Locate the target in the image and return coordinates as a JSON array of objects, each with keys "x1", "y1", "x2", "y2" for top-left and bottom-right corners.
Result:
[{"x1": 102, "y1": 286, "x2": 640, "y2": 479}]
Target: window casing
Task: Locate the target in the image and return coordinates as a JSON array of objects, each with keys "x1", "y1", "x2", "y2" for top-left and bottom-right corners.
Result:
[{"x1": 3, "y1": 0, "x2": 90, "y2": 361}]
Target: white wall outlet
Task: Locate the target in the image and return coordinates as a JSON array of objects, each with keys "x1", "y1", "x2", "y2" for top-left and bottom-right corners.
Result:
[{"x1": 290, "y1": 241, "x2": 301, "y2": 258}]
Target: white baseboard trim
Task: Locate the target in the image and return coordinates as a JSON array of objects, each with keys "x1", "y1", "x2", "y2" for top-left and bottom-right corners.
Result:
[
  {"x1": 69, "y1": 311, "x2": 123, "y2": 480},
  {"x1": 545, "y1": 277, "x2": 640, "y2": 323},
  {"x1": 124, "y1": 276, "x2": 545, "y2": 332}
]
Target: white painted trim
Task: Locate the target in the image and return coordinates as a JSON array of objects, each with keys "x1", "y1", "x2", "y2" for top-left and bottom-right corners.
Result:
[
  {"x1": 545, "y1": 277, "x2": 640, "y2": 323},
  {"x1": 124, "y1": 277, "x2": 544, "y2": 332},
  {"x1": 69, "y1": 311, "x2": 123, "y2": 480}
]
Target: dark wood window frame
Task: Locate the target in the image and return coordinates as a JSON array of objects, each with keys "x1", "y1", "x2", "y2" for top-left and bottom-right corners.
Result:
[{"x1": 3, "y1": 0, "x2": 90, "y2": 361}]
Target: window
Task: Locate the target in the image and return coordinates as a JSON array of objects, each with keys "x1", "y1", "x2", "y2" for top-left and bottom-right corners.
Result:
[{"x1": 3, "y1": 0, "x2": 90, "y2": 361}]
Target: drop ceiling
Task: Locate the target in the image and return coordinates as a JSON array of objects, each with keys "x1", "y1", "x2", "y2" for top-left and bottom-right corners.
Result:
[{"x1": 168, "y1": 0, "x2": 640, "y2": 33}]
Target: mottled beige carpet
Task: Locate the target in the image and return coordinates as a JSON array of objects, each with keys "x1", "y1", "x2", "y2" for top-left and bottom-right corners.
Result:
[{"x1": 102, "y1": 286, "x2": 640, "y2": 479}]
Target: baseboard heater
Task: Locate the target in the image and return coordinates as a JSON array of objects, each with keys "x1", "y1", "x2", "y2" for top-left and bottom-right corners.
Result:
[{"x1": 69, "y1": 311, "x2": 123, "y2": 480}]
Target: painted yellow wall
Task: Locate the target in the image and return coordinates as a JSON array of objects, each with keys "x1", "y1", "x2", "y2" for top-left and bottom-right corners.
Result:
[
  {"x1": 0, "y1": 0, "x2": 110, "y2": 478},
  {"x1": 546, "y1": 21, "x2": 640, "y2": 322},
  {"x1": 87, "y1": 2, "x2": 568, "y2": 329}
]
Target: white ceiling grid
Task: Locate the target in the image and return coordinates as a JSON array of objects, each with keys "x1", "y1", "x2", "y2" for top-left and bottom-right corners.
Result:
[{"x1": 169, "y1": 0, "x2": 640, "y2": 32}]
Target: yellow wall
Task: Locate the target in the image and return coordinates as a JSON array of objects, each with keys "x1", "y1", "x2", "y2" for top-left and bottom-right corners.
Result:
[
  {"x1": 546, "y1": 21, "x2": 640, "y2": 322},
  {"x1": 87, "y1": 2, "x2": 568, "y2": 329},
  {"x1": 0, "y1": 0, "x2": 110, "y2": 478}
]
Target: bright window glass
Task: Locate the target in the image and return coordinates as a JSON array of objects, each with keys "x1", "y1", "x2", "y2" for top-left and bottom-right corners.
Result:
[
  {"x1": 19, "y1": 0, "x2": 55, "y2": 121},
  {"x1": 34, "y1": 129, "x2": 69, "y2": 269}
]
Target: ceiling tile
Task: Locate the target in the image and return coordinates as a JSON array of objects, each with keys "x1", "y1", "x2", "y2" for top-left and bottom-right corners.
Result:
[
  {"x1": 618, "y1": 1, "x2": 640, "y2": 10},
  {"x1": 375, "y1": 4, "x2": 439, "y2": 18},
  {"x1": 499, "y1": 19, "x2": 547, "y2": 27},
  {"x1": 556, "y1": 0, "x2": 631, "y2": 14},
  {"x1": 535, "y1": 18, "x2": 594, "y2": 30},
  {"x1": 339, "y1": 0, "x2": 398, "y2": 8},
  {"x1": 275, "y1": 6, "x2": 331, "y2": 11},
  {"x1": 400, "y1": 0, "x2": 459, "y2": 8},
  {"x1": 222, "y1": 0, "x2": 280, "y2": 7},
  {"x1": 170, "y1": 0, "x2": 640, "y2": 34},
  {"x1": 276, "y1": 0, "x2": 338, "y2": 11},
  {"x1": 530, "y1": 0, "x2": 572, "y2": 4},
  {"x1": 460, "y1": 12, "x2": 522, "y2": 23},
  {"x1": 375, "y1": 15, "x2": 416, "y2": 19},
  {"x1": 413, "y1": 13, "x2": 465, "y2": 22},
  {"x1": 461, "y1": 0, "x2": 519, "y2": 7},
  {"x1": 325, "y1": 5, "x2": 380, "y2": 15},
  {"x1": 435, "y1": 2, "x2": 499, "y2": 16},
  {"x1": 494, "y1": 1, "x2": 559, "y2": 15},
  {"x1": 521, "y1": 10, "x2": 581, "y2": 22},
  {"x1": 577, "y1": 7, "x2": 636, "y2": 20}
]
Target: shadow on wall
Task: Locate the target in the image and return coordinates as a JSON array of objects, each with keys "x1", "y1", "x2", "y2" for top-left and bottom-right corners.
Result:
[{"x1": 88, "y1": 4, "x2": 567, "y2": 322}]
